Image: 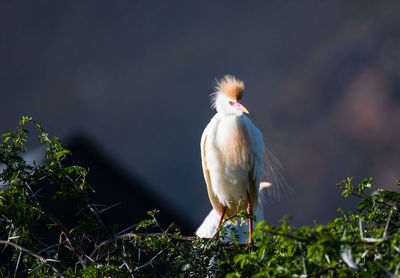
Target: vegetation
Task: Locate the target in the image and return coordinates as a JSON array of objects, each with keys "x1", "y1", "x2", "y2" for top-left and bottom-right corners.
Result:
[{"x1": 0, "y1": 117, "x2": 399, "y2": 277}]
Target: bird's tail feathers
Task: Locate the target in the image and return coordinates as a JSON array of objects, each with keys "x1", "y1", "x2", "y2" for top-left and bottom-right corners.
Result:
[
  {"x1": 260, "y1": 147, "x2": 294, "y2": 201},
  {"x1": 259, "y1": 182, "x2": 272, "y2": 190}
]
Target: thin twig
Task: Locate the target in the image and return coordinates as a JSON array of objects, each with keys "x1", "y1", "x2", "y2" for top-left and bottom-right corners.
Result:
[
  {"x1": 383, "y1": 209, "x2": 393, "y2": 239},
  {"x1": 85, "y1": 202, "x2": 135, "y2": 277},
  {"x1": 0, "y1": 240, "x2": 65, "y2": 278},
  {"x1": 42, "y1": 210, "x2": 90, "y2": 267},
  {"x1": 309, "y1": 264, "x2": 339, "y2": 277},
  {"x1": 91, "y1": 232, "x2": 195, "y2": 257}
]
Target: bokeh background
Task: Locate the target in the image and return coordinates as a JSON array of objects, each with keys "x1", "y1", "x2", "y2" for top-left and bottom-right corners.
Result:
[{"x1": 1, "y1": 1, "x2": 399, "y2": 230}]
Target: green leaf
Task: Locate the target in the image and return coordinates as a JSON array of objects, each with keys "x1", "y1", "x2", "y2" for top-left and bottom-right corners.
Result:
[{"x1": 18, "y1": 116, "x2": 32, "y2": 126}]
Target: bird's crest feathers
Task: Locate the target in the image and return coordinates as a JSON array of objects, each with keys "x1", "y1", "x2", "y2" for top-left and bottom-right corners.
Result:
[{"x1": 215, "y1": 75, "x2": 244, "y2": 101}]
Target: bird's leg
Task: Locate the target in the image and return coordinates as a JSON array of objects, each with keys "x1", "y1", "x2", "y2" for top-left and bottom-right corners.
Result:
[
  {"x1": 213, "y1": 206, "x2": 226, "y2": 240},
  {"x1": 246, "y1": 192, "x2": 253, "y2": 244}
]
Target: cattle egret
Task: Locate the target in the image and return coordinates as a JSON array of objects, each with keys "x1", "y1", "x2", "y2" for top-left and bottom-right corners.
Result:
[{"x1": 200, "y1": 75, "x2": 264, "y2": 243}]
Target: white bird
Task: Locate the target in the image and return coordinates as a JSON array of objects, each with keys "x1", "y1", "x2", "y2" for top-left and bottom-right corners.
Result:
[{"x1": 200, "y1": 75, "x2": 264, "y2": 243}]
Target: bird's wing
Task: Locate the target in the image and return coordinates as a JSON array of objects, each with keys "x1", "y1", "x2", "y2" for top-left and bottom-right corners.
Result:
[
  {"x1": 243, "y1": 116, "x2": 265, "y2": 211},
  {"x1": 200, "y1": 115, "x2": 224, "y2": 214}
]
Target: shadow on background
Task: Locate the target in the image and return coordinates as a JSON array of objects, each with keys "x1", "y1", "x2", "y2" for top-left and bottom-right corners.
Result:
[{"x1": 57, "y1": 134, "x2": 194, "y2": 234}]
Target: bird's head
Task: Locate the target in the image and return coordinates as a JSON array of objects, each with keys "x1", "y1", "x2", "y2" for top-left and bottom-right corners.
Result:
[{"x1": 212, "y1": 75, "x2": 249, "y2": 117}]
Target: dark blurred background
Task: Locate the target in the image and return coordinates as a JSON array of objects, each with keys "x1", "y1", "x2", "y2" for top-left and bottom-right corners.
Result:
[{"x1": 1, "y1": 1, "x2": 399, "y2": 231}]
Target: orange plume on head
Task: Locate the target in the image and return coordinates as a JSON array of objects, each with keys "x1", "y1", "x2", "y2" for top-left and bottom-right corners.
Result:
[{"x1": 215, "y1": 75, "x2": 245, "y2": 101}]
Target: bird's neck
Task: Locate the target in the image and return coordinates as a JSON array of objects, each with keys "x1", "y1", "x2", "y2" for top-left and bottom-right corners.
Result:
[{"x1": 217, "y1": 114, "x2": 250, "y2": 167}]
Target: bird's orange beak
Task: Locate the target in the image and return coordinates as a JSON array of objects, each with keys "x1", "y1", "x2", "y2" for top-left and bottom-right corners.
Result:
[
  {"x1": 239, "y1": 104, "x2": 250, "y2": 114},
  {"x1": 230, "y1": 101, "x2": 250, "y2": 114}
]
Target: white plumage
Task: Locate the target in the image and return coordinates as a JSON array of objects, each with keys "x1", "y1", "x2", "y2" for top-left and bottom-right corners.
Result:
[{"x1": 200, "y1": 75, "x2": 264, "y2": 243}]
